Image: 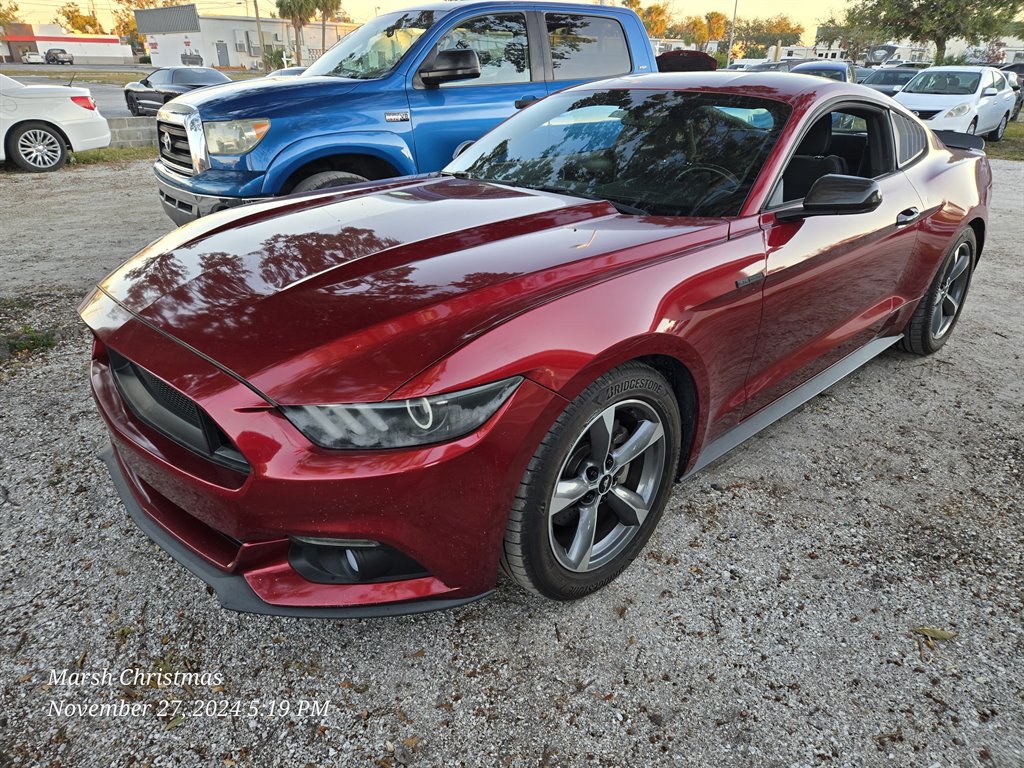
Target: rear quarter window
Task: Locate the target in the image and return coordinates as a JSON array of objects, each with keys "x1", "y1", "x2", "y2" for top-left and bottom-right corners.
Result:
[
  {"x1": 892, "y1": 112, "x2": 928, "y2": 167},
  {"x1": 546, "y1": 14, "x2": 631, "y2": 81}
]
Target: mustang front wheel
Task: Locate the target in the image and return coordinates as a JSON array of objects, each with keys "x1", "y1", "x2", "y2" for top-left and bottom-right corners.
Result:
[
  {"x1": 899, "y1": 228, "x2": 976, "y2": 355},
  {"x1": 501, "y1": 363, "x2": 681, "y2": 599}
]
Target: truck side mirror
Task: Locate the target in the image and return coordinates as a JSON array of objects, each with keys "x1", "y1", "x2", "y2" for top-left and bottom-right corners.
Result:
[{"x1": 420, "y1": 49, "x2": 481, "y2": 88}]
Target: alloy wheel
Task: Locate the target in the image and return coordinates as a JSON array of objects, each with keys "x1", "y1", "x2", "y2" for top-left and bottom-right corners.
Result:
[
  {"x1": 17, "y1": 129, "x2": 63, "y2": 169},
  {"x1": 548, "y1": 399, "x2": 666, "y2": 573},
  {"x1": 931, "y1": 241, "x2": 972, "y2": 339}
]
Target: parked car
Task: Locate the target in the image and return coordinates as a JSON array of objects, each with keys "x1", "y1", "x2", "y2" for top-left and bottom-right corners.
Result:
[
  {"x1": 745, "y1": 58, "x2": 819, "y2": 72},
  {"x1": 149, "y1": 1, "x2": 658, "y2": 225},
  {"x1": 124, "y1": 66, "x2": 231, "y2": 116},
  {"x1": 1000, "y1": 62, "x2": 1024, "y2": 79},
  {"x1": 882, "y1": 60, "x2": 931, "y2": 69},
  {"x1": 20, "y1": 51, "x2": 45, "y2": 64},
  {"x1": 855, "y1": 65, "x2": 874, "y2": 82},
  {"x1": 790, "y1": 60, "x2": 858, "y2": 82},
  {"x1": 0, "y1": 74, "x2": 109, "y2": 171},
  {"x1": 894, "y1": 66, "x2": 1016, "y2": 139},
  {"x1": 860, "y1": 67, "x2": 919, "y2": 97},
  {"x1": 266, "y1": 66, "x2": 307, "y2": 77},
  {"x1": 655, "y1": 49, "x2": 717, "y2": 72},
  {"x1": 81, "y1": 72, "x2": 990, "y2": 616},
  {"x1": 45, "y1": 48, "x2": 74, "y2": 65}
]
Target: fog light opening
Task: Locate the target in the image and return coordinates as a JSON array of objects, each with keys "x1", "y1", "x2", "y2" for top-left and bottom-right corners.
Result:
[{"x1": 289, "y1": 538, "x2": 430, "y2": 585}]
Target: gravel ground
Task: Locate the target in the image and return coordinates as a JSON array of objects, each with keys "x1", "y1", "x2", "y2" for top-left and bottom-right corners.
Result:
[{"x1": 0, "y1": 161, "x2": 1022, "y2": 767}]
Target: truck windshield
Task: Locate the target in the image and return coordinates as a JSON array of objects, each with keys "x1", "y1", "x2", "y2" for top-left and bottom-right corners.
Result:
[{"x1": 303, "y1": 10, "x2": 445, "y2": 79}]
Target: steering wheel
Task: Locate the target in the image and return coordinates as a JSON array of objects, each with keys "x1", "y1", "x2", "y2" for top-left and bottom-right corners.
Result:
[{"x1": 675, "y1": 163, "x2": 740, "y2": 187}]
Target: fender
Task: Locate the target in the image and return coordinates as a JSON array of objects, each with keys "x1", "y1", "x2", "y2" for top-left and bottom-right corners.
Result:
[{"x1": 262, "y1": 132, "x2": 419, "y2": 195}]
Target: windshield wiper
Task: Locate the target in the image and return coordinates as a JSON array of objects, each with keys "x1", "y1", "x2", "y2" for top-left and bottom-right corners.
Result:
[{"x1": 519, "y1": 185, "x2": 651, "y2": 216}]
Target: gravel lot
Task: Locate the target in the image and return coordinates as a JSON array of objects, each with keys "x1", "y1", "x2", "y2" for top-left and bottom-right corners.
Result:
[{"x1": 1, "y1": 160, "x2": 1022, "y2": 767}]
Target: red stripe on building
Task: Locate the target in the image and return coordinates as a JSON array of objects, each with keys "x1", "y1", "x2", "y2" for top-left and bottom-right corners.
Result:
[{"x1": 2, "y1": 35, "x2": 121, "y2": 44}]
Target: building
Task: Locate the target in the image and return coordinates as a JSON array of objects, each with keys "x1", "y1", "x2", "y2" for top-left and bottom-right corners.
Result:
[
  {"x1": 135, "y1": 4, "x2": 358, "y2": 70},
  {"x1": 0, "y1": 23, "x2": 134, "y2": 64}
]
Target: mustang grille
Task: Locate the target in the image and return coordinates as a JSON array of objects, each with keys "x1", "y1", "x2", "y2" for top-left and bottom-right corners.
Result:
[
  {"x1": 157, "y1": 121, "x2": 194, "y2": 176},
  {"x1": 107, "y1": 349, "x2": 249, "y2": 474}
]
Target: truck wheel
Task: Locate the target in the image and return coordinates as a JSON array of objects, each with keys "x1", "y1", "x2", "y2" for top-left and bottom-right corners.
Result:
[{"x1": 291, "y1": 171, "x2": 368, "y2": 193}]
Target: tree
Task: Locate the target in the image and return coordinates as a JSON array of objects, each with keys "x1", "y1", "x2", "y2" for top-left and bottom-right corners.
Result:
[
  {"x1": 844, "y1": 0, "x2": 1024, "y2": 63},
  {"x1": 54, "y1": 2, "x2": 104, "y2": 33},
  {"x1": 277, "y1": 0, "x2": 317, "y2": 65},
  {"x1": 816, "y1": 9, "x2": 879, "y2": 61},
  {"x1": 730, "y1": 15, "x2": 804, "y2": 57},
  {"x1": 111, "y1": 0, "x2": 177, "y2": 53},
  {"x1": 667, "y1": 15, "x2": 710, "y2": 48},
  {"x1": 704, "y1": 11, "x2": 728, "y2": 49},
  {"x1": 622, "y1": 0, "x2": 670, "y2": 38},
  {"x1": 315, "y1": 0, "x2": 350, "y2": 57},
  {"x1": 0, "y1": 0, "x2": 22, "y2": 26}
]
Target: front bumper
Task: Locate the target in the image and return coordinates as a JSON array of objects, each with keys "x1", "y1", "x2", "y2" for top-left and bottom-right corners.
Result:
[
  {"x1": 920, "y1": 112, "x2": 975, "y2": 133},
  {"x1": 82, "y1": 290, "x2": 564, "y2": 616},
  {"x1": 155, "y1": 168, "x2": 259, "y2": 227}
]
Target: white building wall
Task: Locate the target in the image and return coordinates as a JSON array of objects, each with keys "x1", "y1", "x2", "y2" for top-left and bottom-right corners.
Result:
[{"x1": 145, "y1": 15, "x2": 354, "y2": 70}]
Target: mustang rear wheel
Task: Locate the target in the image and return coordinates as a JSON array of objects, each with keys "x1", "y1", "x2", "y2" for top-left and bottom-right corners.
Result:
[
  {"x1": 501, "y1": 363, "x2": 681, "y2": 599},
  {"x1": 899, "y1": 228, "x2": 976, "y2": 355}
]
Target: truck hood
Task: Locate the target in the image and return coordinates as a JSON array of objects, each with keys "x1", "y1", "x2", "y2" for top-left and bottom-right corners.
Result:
[
  {"x1": 166, "y1": 75, "x2": 361, "y2": 120},
  {"x1": 93, "y1": 177, "x2": 726, "y2": 404}
]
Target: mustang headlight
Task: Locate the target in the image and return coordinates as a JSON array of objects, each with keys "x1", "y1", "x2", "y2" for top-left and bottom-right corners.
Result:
[
  {"x1": 203, "y1": 119, "x2": 271, "y2": 155},
  {"x1": 943, "y1": 103, "x2": 972, "y2": 119},
  {"x1": 281, "y1": 377, "x2": 523, "y2": 449}
]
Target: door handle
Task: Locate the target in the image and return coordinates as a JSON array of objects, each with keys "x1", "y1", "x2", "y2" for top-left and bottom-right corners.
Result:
[
  {"x1": 896, "y1": 207, "x2": 920, "y2": 226},
  {"x1": 515, "y1": 95, "x2": 540, "y2": 109}
]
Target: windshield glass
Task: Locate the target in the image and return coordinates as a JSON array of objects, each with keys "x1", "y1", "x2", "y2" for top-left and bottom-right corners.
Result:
[
  {"x1": 445, "y1": 89, "x2": 790, "y2": 218},
  {"x1": 862, "y1": 69, "x2": 916, "y2": 85},
  {"x1": 795, "y1": 66, "x2": 844, "y2": 81},
  {"x1": 176, "y1": 68, "x2": 230, "y2": 85},
  {"x1": 303, "y1": 10, "x2": 444, "y2": 79},
  {"x1": 903, "y1": 71, "x2": 981, "y2": 95}
]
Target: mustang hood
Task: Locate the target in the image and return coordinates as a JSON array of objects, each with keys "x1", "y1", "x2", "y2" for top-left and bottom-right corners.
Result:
[{"x1": 90, "y1": 178, "x2": 726, "y2": 404}]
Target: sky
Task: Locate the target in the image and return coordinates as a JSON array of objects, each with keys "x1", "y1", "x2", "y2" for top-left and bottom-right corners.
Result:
[{"x1": 16, "y1": 0, "x2": 838, "y2": 46}]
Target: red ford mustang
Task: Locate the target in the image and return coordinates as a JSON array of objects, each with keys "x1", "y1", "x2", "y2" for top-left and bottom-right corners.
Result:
[{"x1": 80, "y1": 73, "x2": 991, "y2": 617}]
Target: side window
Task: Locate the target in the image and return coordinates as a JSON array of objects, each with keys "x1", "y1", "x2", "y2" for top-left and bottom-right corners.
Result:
[
  {"x1": 436, "y1": 13, "x2": 530, "y2": 86},
  {"x1": 993, "y1": 72, "x2": 1007, "y2": 91},
  {"x1": 148, "y1": 70, "x2": 171, "y2": 85},
  {"x1": 546, "y1": 14, "x2": 631, "y2": 81},
  {"x1": 891, "y1": 112, "x2": 927, "y2": 167}
]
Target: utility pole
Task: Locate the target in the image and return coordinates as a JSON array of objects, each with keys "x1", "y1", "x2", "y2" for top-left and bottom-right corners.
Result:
[
  {"x1": 253, "y1": 0, "x2": 266, "y2": 71},
  {"x1": 726, "y1": 0, "x2": 738, "y2": 67}
]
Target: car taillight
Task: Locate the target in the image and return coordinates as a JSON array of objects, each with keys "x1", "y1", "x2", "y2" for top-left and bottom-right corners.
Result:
[{"x1": 71, "y1": 96, "x2": 96, "y2": 110}]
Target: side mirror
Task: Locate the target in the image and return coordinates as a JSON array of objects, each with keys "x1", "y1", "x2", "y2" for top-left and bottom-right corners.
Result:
[
  {"x1": 420, "y1": 48, "x2": 481, "y2": 88},
  {"x1": 452, "y1": 140, "x2": 474, "y2": 159},
  {"x1": 141, "y1": 78, "x2": 150, "y2": 87},
  {"x1": 982, "y1": 86, "x2": 998, "y2": 97},
  {"x1": 891, "y1": 85, "x2": 903, "y2": 92},
  {"x1": 777, "y1": 175, "x2": 882, "y2": 220}
]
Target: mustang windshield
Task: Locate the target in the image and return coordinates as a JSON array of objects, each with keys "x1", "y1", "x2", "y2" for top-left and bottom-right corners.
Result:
[
  {"x1": 903, "y1": 71, "x2": 982, "y2": 95},
  {"x1": 445, "y1": 89, "x2": 790, "y2": 217},
  {"x1": 303, "y1": 10, "x2": 444, "y2": 79}
]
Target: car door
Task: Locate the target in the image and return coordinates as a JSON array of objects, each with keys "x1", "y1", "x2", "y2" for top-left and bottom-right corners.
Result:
[
  {"x1": 541, "y1": 13, "x2": 634, "y2": 97},
  {"x1": 990, "y1": 70, "x2": 1016, "y2": 128},
  {"x1": 743, "y1": 103, "x2": 924, "y2": 417},
  {"x1": 406, "y1": 11, "x2": 544, "y2": 171},
  {"x1": 139, "y1": 69, "x2": 171, "y2": 112}
]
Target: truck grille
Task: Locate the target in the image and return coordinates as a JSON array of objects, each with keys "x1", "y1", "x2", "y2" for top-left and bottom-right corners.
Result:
[
  {"x1": 108, "y1": 349, "x2": 249, "y2": 474},
  {"x1": 157, "y1": 120, "x2": 194, "y2": 176}
]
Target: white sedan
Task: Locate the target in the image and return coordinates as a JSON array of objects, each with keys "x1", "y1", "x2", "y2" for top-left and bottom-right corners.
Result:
[
  {"x1": 0, "y1": 74, "x2": 111, "y2": 171},
  {"x1": 894, "y1": 65, "x2": 1017, "y2": 140}
]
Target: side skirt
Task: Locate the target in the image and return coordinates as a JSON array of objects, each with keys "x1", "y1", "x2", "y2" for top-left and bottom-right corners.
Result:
[{"x1": 684, "y1": 335, "x2": 902, "y2": 478}]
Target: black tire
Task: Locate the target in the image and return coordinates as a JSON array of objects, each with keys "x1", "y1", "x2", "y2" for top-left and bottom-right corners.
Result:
[
  {"x1": 126, "y1": 94, "x2": 140, "y2": 116},
  {"x1": 986, "y1": 113, "x2": 1009, "y2": 142},
  {"x1": 899, "y1": 228, "x2": 976, "y2": 355},
  {"x1": 291, "y1": 170, "x2": 368, "y2": 193},
  {"x1": 501, "y1": 362, "x2": 682, "y2": 600},
  {"x1": 7, "y1": 122, "x2": 67, "y2": 172}
]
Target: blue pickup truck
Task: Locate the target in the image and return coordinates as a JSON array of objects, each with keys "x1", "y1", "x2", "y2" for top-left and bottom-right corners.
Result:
[{"x1": 153, "y1": 1, "x2": 656, "y2": 224}]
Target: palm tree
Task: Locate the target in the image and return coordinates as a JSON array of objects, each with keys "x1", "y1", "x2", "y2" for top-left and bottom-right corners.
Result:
[
  {"x1": 276, "y1": 0, "x2": 317, "y2": 65},
  {"x1": 316, "y1": 0, "x2": 342, "y2": 59}
]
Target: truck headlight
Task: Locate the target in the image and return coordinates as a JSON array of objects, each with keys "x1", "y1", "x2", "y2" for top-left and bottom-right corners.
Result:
[
  {"x1": 281, "y1": 377, "x2": 523, "y2": 450},
  {"x1": 203, "y1": 119, "x2": 271, "y2": 155},
  {"x1": 943, "y1": 103, "x2": 971, "y2": 119}
]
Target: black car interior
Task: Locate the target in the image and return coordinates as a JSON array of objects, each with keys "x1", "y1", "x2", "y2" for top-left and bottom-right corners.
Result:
[{"x1": 775, "y1": 106, "x2": 896, "y2": 204}]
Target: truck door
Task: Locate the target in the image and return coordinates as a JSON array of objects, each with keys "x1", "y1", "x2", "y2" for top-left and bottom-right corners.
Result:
[
  {"x1": 541, "y1": 13, "x2": 636, "y2": 96},
  {"x1": 406, "y1": 12, "x2": 545, "y2": 171}
]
